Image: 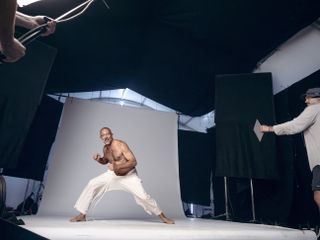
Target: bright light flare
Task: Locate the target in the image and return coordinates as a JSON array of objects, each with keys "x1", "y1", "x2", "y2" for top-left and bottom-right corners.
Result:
[{"x1": 17, "y1": 0, "x2": 42, "y2": 7}]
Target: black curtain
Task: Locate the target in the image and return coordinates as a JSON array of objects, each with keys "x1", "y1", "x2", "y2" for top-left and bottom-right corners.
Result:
[
  {"x1": 178, "y1": 128, "x2": 215, "y2": 206},
  {"x1": 3, "y1": 96, "x2": 63, "y2": 181},
  {"x1": 0, "y1": 40, "x2": 57, "y2": 169},
  {"x1": 215, "y1": 73, "x2": 278, "y2": 179}
]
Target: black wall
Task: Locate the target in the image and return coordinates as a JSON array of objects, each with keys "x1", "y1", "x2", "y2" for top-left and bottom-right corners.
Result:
[{"x1": 178, "y1": 128, "x2": 215, "y2": 206}]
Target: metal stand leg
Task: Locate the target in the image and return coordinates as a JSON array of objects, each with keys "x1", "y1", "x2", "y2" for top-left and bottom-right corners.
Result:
[
  {"x1": 212, "y1": 176, "x2": 231, "y2": 220},
  {"x1": 250, "y1": 178, "x2": 257, "y2": 223},
  {"x1": 224, "y1": 176, "x2": 231, "y2": 220},
  {"x1": 0, "y1": 170, "x2": 6, "y2": 217},
  {"x1": 21, "y1": 179, "x2": 31, "y2": 215}
]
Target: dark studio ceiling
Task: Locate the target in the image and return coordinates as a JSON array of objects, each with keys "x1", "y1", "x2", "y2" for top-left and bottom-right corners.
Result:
[{"x1": 20, "y1": 0, "x2": 320, "y2": 116}]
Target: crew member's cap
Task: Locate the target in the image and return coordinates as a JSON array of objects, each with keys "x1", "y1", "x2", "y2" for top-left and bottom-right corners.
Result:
[{"x1": 301, "y1": 87, "x2": 320, "y2": 99}]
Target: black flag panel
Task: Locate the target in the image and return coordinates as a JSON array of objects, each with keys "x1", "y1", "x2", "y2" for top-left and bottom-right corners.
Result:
[
  {"x1": 215, "y1": 73, "x2": 278, "y2": 179},
  {"x1": 0, "y1": 41, "x2": 56, "y2": 170}
]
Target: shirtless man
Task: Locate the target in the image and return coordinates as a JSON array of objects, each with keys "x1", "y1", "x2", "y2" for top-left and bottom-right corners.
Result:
[{"x1": 70, "y1": 127, "x2": 174, "y2": 224}]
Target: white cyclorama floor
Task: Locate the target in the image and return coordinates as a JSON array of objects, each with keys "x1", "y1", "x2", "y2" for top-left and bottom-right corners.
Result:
[{"x1": 20, "y1": 215, "x2": 316, "y2": 240}]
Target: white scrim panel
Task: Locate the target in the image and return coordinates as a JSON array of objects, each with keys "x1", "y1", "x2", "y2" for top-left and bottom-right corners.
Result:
[
  {"x1": 38, "y1": 98, "x2": 184, "y2": 219},
  {"x1": 253, "y1": 119, "x2": 264, "y2": 142}
]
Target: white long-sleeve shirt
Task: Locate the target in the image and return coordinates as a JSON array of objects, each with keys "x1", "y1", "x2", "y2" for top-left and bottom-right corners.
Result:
[{"x1": 273, "y1": 103, "x2": 320, "y2": 171}]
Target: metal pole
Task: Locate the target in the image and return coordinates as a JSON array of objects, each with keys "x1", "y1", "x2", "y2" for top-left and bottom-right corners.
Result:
[
  {"x1": 210, "y1": 171, "x2": 214, "y2": 217},
  {"x1": 0, "y1": 173, "x2": 6, "y2": 217},
  {"x1": 224, "y1": 176, "x2": 230, "y2": 220},
  {"x1": 211, "y1": 176, "x2": 231, "y2": 221},
  {"x1": 250, "y1": 178, "x2": 256, "y2": 222},
  {"x1": 21, "y1": 179, "x2": 31, "y2": 215}
]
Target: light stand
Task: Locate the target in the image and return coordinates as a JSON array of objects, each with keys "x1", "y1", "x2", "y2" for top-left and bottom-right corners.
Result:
[
  {"x1": 20, "y1": 179, "x2": 31, "y2": 215},
  {"x1": 212, "y1": 176, "x2": 231, "y2": 220},
  {"x1": 249, "y1": 178, "x2": 257, "y2": 223},
  {"x1": 0, "y1": 168, "x2": 6, "y2": 217}
]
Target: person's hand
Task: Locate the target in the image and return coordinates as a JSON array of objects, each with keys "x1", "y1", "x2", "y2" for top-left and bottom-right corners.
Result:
[
  {"x1": 30, "y1": 16, "x2": 56, "y2": 36},
  {"x1": 0, "y1": 38, "x2": 26, "y2": 62},
  {"x1": 93, "y1": 153, "x2": 101, "y2": 161},
  {"x1": 260, "y1": 125, "x2": 272, "y2": 132}
]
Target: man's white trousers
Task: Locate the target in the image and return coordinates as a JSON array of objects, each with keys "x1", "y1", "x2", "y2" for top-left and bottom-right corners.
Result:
[{"x1": 74, "y1": 169, "x2": 162, "y2": 216}]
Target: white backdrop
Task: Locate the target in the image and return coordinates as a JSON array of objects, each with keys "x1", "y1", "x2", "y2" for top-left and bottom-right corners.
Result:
[{"x1": 38, "y1": 98, "x2": 185, "y2": 219}]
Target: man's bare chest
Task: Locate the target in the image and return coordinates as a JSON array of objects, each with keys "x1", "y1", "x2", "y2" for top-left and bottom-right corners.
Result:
[{"x1": 105, "y1": 149, "x2": 124, "y2": 162}]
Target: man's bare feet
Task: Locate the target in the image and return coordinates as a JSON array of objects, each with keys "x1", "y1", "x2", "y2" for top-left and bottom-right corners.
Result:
[
  {"x1": 70, "y1": 213, "x2": 86, "y2": 222},
  {"x1": 158, "y1": 212, "x2": 175, "y2": 224}
]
